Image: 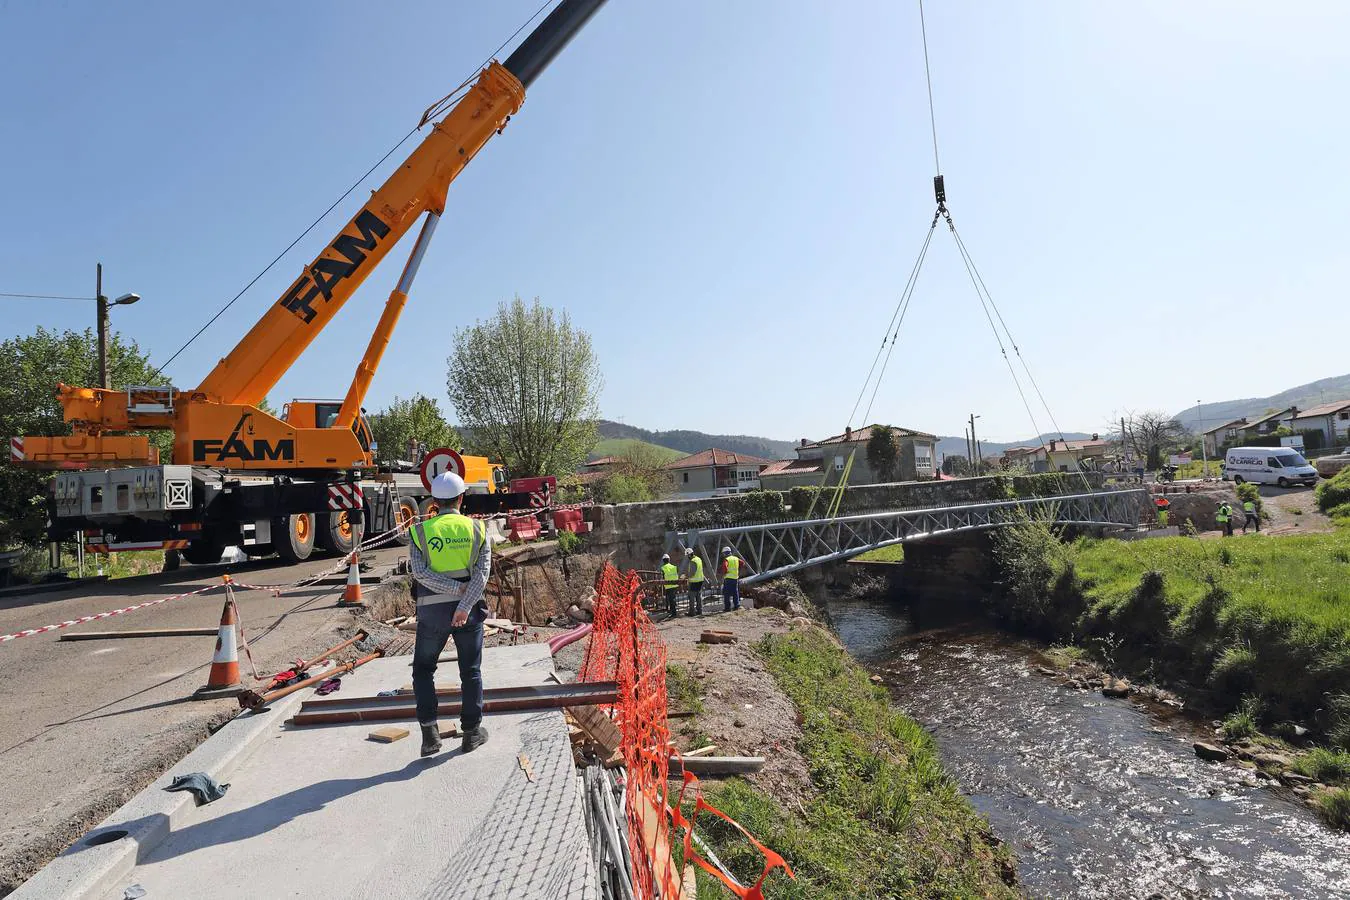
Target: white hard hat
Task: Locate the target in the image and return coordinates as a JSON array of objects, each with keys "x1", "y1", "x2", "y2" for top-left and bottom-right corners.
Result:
[
  {"x1": 684, "y1": 548, "x2": 694, "y2": 556},
  {"x1": 722, "y1": 546, "x2": 733, "y2": 556},
  {"x1": 661, "y1": 554, "x2": 670, "y2": 562},
  {"x1": 430, "y1": 471, "x2": 466, "y2": 499}
]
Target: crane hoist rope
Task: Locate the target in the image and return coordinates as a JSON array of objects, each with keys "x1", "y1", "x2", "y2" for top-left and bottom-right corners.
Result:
[{"x1": 813, "y1": 0, "x2": 1094, "y2": 519}]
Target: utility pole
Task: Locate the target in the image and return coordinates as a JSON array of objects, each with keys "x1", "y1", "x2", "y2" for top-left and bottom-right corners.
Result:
[
  {"x1": 1196, "y1": 400, "x2": 1208, "y2": 477},
  {"x1": 964, "y1": 428, "x2": 972, "y2": 467},
  {"x1": 969, "y1": 413, "x2": 980, "y2": 473},
  {"x1": 96, "y1": 263, "x2": 108, "y2": 390}
]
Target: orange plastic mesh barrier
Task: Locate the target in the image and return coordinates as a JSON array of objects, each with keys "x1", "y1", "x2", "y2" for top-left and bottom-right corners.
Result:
[{"x1": 580, "y1": 563, "x2": 794, "y2": 899}]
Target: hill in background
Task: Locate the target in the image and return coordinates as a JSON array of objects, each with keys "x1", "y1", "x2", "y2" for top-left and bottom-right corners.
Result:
[
  {"x1": 1172, "y1": 372, "x2": 1350, "y2": 431},
  {"x1": 595, "y1": 420, "x2": 797, "y2": 461},
  {"x1": 589, "y1": 437, "x2": 685, "y2": 463},
  {"x1": 934, "y1": 432, "x2": 1094, "y2": 460}
]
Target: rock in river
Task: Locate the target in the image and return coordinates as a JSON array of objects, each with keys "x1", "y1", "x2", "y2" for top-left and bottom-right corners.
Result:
[{"x1": 1194, "y1": 741, "x2": 1230, "y2": 762}]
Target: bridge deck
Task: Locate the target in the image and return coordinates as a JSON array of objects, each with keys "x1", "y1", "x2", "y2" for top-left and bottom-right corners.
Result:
[{"x1": 667, "y1": 488, "x2": 1146, "y2": 584}]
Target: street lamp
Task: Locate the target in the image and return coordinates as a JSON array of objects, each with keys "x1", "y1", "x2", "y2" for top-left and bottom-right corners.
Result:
[{"x1": 95, "y1": 262, "x2": 141, "y2": 390}]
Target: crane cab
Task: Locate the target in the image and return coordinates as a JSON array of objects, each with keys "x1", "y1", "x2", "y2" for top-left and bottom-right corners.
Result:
[{"x1": 283, "y1": 399, "x2": 374, "y2": 457}]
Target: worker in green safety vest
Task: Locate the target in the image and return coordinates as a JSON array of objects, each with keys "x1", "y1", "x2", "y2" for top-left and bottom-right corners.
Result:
[
  {"x1": 660, "y1": 554, "x2": 681, "y2": 618},
  {"x1": 409, "y1": 471, "x2": 491, "y2": 758},
  {"x1": 720, "y1": 546, "x2": 752, "y2": 612},
  {"x1": 1217, "y1": 501, "x2": 1233, "y2": 537},
  {"x1": 684, "y1": 548, "x2": 705, "y2": 616},
  {"x1": 1242, "y1": 498, "x2": 1260, "y2": 533}
]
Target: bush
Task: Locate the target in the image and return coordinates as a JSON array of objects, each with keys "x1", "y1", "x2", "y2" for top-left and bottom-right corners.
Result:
[
  {"x1": 1317, "y1": 468, "x2": 1350, "y2": 513},
  {"x1": 1316, "y1": 787, "x2": 1350, "y2": 830},
  {"x1": 556, "y1": 529, "x2": 582, "y2": 556},
  {"x1": 1210, "y1": 645, "x2": 1260, "y2": 698},
  {"x1": 600, "y1": 473, "x2": 652, "y2": 504},
  {"x1": 1222, "y1": 696, "x2": 1261, "y2": 741},
  {"x1": 987, "y1": 511, "x2": 1082, "y2": 637}
]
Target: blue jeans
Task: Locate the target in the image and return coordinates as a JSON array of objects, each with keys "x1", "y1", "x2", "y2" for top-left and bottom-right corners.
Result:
[
  {"x1": 688, "y1": 582, "x2": 704, "y2": 615},
  {"x1": 412, "y1": 618, "x2": 484, "y2": 732},
  {"x1": 722, "y1": 579, "x2": 740, "y2": 611}
]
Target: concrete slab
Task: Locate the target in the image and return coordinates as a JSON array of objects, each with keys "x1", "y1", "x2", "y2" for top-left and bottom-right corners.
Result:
[{"x1": 72, "y1": 644, "x2": 594, "y2": 900}]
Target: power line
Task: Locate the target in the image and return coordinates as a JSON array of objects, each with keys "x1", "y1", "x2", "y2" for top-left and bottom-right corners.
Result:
[
  {"x1": 154, "y1": 0, "x2": 563, "y2": 377},
  {"x1": 0, "y1": 292, "x2": 92, "y2": 301}
]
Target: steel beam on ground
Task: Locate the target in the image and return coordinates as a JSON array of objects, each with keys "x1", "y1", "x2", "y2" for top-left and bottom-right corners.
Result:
[
  {"x1": 291, "y1": 681, "x2": 619, "y2": 725},
  {"x1": 58, "y1": 627, "x2": 220, "y2": 641}
]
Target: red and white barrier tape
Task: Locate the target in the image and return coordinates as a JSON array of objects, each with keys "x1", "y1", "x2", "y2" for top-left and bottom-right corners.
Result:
[{"x1": 0, "y1": 584, "x2": 219, "y2": 644}]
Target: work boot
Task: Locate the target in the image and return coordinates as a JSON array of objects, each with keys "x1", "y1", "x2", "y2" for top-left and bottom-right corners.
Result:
[
  {"x1": 461, "y1": 725, "x2": 490, "y2": 754},
  {"x1": 420, "y1": 723, "x2": 442, "y2": 757}
]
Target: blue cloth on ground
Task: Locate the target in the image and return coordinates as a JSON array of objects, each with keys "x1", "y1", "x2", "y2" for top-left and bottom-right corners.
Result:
[{"x1": 164, "y1": 772, "x2": 230, "y2": 805}]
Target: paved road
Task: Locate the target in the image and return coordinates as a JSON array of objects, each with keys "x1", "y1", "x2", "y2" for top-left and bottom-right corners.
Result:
[{"x1": 0, "y1": 546, "x2": 404, "y2": 895}]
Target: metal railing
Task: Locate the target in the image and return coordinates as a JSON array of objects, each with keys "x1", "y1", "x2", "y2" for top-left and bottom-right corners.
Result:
[{"x1": 665, "y1": 488, "x2": 1146, "y2": 585}]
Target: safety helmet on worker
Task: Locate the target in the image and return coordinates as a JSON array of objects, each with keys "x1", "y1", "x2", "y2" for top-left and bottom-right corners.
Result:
[
  {"x1": 661, "y1": 554, "x2": 670, "y2": 562},
  {"x1": 431, "y1": 471, "x2": 466, "y2": 500},
  {"x1": 684, "y1": 548, "x2": 694, "y2": 557}
]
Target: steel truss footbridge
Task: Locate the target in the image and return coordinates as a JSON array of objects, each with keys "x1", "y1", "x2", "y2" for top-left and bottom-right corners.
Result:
[{"x1": 665, "y1": 488, "x2": 1147, "y2": 586}]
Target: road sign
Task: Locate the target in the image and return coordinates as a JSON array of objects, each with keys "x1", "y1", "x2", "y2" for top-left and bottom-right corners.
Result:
[{"x1": 420, "y1": 448, "x2": 465, "y2": 492}]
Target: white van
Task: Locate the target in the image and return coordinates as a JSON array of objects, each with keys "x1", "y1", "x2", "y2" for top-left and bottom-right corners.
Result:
[{"x1": 1223, "y1": 446, "x2": 1319, "y2": 488}]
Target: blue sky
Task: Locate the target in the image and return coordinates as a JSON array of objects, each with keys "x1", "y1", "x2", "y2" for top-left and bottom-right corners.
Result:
[{"x1": 2, "y1": 1, "x2": 1348, "y2": 444}]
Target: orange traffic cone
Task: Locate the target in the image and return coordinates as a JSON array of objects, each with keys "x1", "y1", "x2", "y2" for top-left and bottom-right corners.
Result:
[
  {"x1": 339, "y1": 548, "x2": 364, "y2": 607},
  {"x1": 193, "y1": 593, "x2": 242, "y2": 699}
]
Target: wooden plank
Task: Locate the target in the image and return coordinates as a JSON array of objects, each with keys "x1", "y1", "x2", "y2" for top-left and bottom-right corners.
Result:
[
  {"x1": 698, "y1": 631, "x2": 737, "y2": 644},
  {"x1": 668, "y1": 755, "x2": 765, "y2": 775},
  {"x1": 60, "y1": 627, "x2": 219, "y2": 641},
  {"x1": 680, "y1": 863, "x2": 698, "y2": 900},
  {"x1": 517, "y1": 753, "x2": 536, "y2": 782},
  {"x1": 634, "y1": 791, "x2": 683, "y2": 899},
  {"x1": 566, "y1": 703, "x2": 623, "y2": 755},
  {"x1": 367, "y1": 726, "x2": 410, "y2": 743},
  {"x1": 683, "y1": 744, "x2": 718, "y2": 758}
]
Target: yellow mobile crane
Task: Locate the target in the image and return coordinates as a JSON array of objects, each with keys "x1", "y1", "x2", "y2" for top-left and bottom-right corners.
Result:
[{"x1": 12, "y1": 0, "x2": 607, "y2": 564}]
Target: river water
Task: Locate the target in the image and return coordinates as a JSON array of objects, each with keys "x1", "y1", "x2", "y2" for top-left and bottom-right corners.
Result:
[{"x1": 823, "y1": 595, "x2": 1350, "y2": 900}]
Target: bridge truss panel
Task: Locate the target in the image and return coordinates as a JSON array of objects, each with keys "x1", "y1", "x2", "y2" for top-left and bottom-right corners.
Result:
[{"x1": 665, "y1": 489, "x2": 1146, "y2": 585}]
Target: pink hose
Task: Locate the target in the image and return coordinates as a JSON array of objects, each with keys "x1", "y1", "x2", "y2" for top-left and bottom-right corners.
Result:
[{"x1": 549, "y1": 622, "x2": 592, "y2": 655}]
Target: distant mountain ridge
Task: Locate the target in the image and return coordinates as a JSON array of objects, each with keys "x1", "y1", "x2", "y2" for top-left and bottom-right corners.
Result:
[
  {"x1": 596, "y1": 420, "x2": 796, "y2": 461},
  {"x1": 1173, "y1": 373, "x2": 1350, "y2": 431},
  {"x1": 596, "y1": 419, "x2": 1096, "y2": 463}
]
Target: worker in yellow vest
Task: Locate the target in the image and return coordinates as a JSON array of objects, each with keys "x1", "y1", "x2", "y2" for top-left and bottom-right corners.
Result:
[
  {"x1": 660, "y1": 554, "x2": 681, "y2": 618},
  {"x1": 409, "y1": 471, "x2": 491, "y2": 758},
  {"x1": 1242, "y1": 498, "x2": 1260, "y2": 533},
  {"x1": 719, "y1": 546, "x2": 752, "y2": 612},
  {"x1": 1217, "y1": 501, "x2": 1233, "y2": 537},
  {"x1": 1154, "y1": 495, "x2": 1171, "y2": 528},
  {"x1": 684, "y1": 548, "x2": 705, "y2": 616}
]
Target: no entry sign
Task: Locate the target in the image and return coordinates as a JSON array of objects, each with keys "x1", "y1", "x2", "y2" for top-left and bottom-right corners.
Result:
[{"x1": 420, "y1": 448, "x2": 465, "y2": 492}]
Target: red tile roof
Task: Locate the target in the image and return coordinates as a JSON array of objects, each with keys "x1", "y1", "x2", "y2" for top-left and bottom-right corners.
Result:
[
  {"x1": 663, "y1": 448, "x2": 774, "y2": 470},
  {"x1": 584, "y1": 455, "x2": 623, "y2": 468},
  {"x1": 801, "y1": 424, "x2": 938, "y2": 448},
  {"x1": 1292, "y1": 399, "x2": 1350, "y2": 418},
  {"x1": 758, "y1": 458, "x2": 823, "y2": 477}
]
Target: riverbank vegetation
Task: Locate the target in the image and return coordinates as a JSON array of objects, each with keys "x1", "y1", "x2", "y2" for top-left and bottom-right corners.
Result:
[
  {"x1": 691, "y1": 626, "x2": 1016, "y2": 899},
  {"x1": 989, "y1": 515, "x2": 1350, "y2": 747}
]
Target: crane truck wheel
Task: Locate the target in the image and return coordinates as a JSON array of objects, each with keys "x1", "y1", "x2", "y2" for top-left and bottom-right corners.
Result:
[
  {"x1": 182, "y1": 539, "x2": 226, "y2": 566},
  {"x1": 273, "y1": 513, "x2": 316, "y2": 564},
  {"x1": 418, "y1": 497, "x2": 441, "y2": 520},
  {"x1": 317, "y1": 511, "x2": 356, "y2": 556},
  {"x1": 393, "y1": 497, "x2": 419, "y2": 547}
]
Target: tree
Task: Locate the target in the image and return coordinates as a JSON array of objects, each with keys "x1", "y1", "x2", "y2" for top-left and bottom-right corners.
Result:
[
  {"x1": 1119, "y1": 410, "x2": 1188, "y2": 470},
  {"x1": 0, "y1": 327, "x2": 166, "y2": 548},
  {"x1": 942, "y1": 455, "x2": 972, "y2": 477},
  {"x1": 898, "y1": 439, "x2": 917, "y2": 481},
  {"x1": 446, "y1": 296, "x2": 601, "y2": 477},
  {"x1": 610, "y1": 444, "x2": 673, "y2": 500},
  {"x1": 866, "y1": 425, "x2": 900, "y2": 483},
  {"x1": 367, "y1": 394, "x2": 460, "y2": 465}
]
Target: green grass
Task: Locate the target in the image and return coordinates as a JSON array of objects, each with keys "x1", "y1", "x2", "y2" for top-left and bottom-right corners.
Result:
[
  {"x1": 1294, "y1": 748, "x2": 1350, "y2": 784},
  {"x1": 590, "y1": 438, "x2": 685, "y2": 463},
  {"x1": 1065, "y1": 529, "x2": 1350, "y2": 742},
  {"x1": 1222, "y1": 697, "x2": 1261, "y2": 741},
  {"x1": 1317, "y1": 787, "x2": 1350, "y2": 829},
  {"x1": 851, "y1": 544, "x2": 905, "y2": 564},
  {"x1": 1173, "y1": 459, "x2": 1221, "y2": 480},
  {"x1": 689, "y1": 627, "x2": 1017, "y2": 899}
]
